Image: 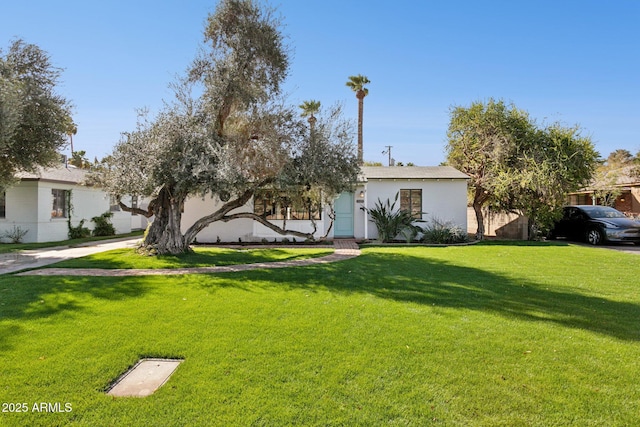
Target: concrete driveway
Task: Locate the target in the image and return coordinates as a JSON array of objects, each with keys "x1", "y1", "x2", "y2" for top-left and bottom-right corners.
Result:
[
  {"x1": 0, "y1": 237, "x2": 141, "y2": 275},
  {"x1": 599, "y1": 242, "x2": 640, "y2": 255}
]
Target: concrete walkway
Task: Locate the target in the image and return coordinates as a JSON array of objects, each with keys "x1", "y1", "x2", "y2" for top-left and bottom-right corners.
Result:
[
  {"x1": 0, "y1": 237, "x2": 142, "y2": 275},
  {"x1": 9, "y1": 238, "x2": 361, "y2": 277}
]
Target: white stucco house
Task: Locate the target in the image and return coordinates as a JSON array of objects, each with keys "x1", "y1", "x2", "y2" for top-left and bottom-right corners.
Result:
[
  {"x1": 182, "y1": 166, "x2": 469, "y2": 242},
  {"x1": 0, "y1": 165, "x2": 141, "y2": 243},
  {"x1": 1, "y1": 163, "x2": 468, "y2": 244}
]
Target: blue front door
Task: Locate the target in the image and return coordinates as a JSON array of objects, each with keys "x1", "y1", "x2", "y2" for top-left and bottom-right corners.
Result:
[{"x1": 334, "y1": 192, "x2": 354, "y2": 237}]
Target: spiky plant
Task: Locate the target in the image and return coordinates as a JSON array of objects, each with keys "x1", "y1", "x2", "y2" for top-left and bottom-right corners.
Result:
[{"x1": 364, "y1": 192, "x2": 422, "y2": 243}]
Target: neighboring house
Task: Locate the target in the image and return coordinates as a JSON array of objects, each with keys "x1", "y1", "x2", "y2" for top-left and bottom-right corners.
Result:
[
  {"x1": 181, "y1": 166, "x2": 470, "y2": 242},
  {"x1": 568, "y1": 166, "x2": 640, "y2": 218},
  {"x1": 0, "y1": 165, "x2": 136, "y2": 243}
]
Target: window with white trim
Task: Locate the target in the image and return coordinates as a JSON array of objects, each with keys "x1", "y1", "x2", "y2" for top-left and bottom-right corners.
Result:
[
  {"x1": 400, "y1": 189, "x2": 422, "y2": 219},
  {"x1": 253, "y1": 192, "x2": 321, "y2": 220},
  {"x1": 51, "y1": 189, "x2": 68, "y2": 218},
  {"x1": 109, "y1": 195, "x2": 120, "y2": 212}
]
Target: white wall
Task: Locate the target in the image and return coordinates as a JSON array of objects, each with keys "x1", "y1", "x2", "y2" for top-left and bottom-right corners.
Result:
[
  {"x1": 0, "y1": 181, "x2": 39, "y2": 243},
  {"x1": 35, "y1": 183, "x2": 112, "y2": 242},
  {"x1": 0, "y1": 180, "x2": 133, "y2": 243},
  {"x1": 179, "y1": 179, "x2": 468, "y2": 243},
  {"x1": 128, "y1": 195, "x2": 151, "y2": 231},
  {"x1": 361, "y1": 179, "x2": 468, "y2": 240},
  {"x1": 181, "y1": 195, "x2": 331, "y2": 243}
]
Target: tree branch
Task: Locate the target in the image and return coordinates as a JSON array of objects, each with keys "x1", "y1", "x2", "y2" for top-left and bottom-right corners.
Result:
[
  {"x1": 221, "y1": 212, "x2": 316, "y2": 240},
  {"x1": 182, "y1": 188, "x2": 256, "y2": 243},
  {"x1": 118, "y1": 200, "x2": 155, "y2": 218}
]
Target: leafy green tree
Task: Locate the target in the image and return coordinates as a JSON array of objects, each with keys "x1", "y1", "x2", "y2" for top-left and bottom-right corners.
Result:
[
  {"x1": 346, "y1": 74, "x2": 370, "y2": 165},
  {"x1": 100, "y1": 0, "x2": 359, "y2": 254},
  {"x1": 632, "y1": 150, "x2": 640, "y2": 178},
  {"x1": 606, "y1": 149, "x2": 633, "y2": 167},
  {"x1": 446, "y1": 99, "x2": 533, "y2": 239},
  {"x1": 446, "y1": 98, "x2": 598, "y2": 239},
  {"x1": 497, "y1": 124, "x2": 599, "y2": 236},
  {"x1": 0, "y1": 39, "x2": 73, "y2": 190}
]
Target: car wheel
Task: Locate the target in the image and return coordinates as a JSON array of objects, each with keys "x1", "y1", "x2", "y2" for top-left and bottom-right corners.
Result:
[{"x1": 586, "y1": 228, "x2": 604, "y2": 245}]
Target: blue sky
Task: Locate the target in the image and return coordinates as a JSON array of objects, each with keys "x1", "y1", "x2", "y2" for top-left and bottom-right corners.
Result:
[{"x1": 2, "y1": 0, "x2": 638, "y2": 166}]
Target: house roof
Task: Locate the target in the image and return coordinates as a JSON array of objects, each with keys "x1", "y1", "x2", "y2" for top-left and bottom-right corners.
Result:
[
  {"x1": 16, "y1": 165, "x2": 90, "y2": 185},
  {"x1": 360, "y1": 166, "x2": 469, "y2": 181},
  {"x1": 572, "y1": 165, "x2": 640, "y2": 193}
]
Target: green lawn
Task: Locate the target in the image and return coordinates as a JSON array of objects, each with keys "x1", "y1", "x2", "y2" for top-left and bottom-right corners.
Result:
[
  {"x1": 47, "y1": 247, "x2": 334, "y2": 269},
  {"x1": 1, "y1": 242, "x2": 639, "y2": 426}
]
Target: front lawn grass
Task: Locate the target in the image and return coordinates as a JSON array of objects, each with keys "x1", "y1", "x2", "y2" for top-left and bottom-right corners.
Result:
[
  {"x1": 47, "y1": 247, "x2": 334, "y2": 269},
  {"x1": 1, "y1": 242, "x2": 639, "y2": 426}
]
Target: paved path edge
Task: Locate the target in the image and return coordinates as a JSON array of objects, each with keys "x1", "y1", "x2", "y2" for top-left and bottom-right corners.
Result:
[{"x1": 17, "y1": 240, "x2": 361, "y2": 277}]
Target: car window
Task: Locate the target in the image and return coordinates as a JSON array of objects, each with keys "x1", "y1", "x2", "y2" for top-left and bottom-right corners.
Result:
[
  {"x1": 582, "y1": 206, "x2": 626, "y2": 219},
  {"x1": 567, "y1": 208, "x2": 583, "y2": 220}
]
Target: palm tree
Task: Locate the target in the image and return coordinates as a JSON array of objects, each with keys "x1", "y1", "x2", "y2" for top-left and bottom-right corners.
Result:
[
  {"x1": 64, "y1": 119, "x2": 78, "y2": 155},
  {"x1": 299, "y1": 100, "x2": 321, "y2": 133},
  {"x1": 346, "y1": 74, "x2": 370, "y2": 164}
]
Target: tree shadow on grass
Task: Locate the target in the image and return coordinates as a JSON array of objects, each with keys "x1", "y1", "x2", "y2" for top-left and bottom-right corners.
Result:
[
  {"x1": 2, "y1": 245, "x2": 638, "y2": 352},
  {"x1": 475, "y1": 240, "x2": 571, "y2": 247},
  {"x1": 48, "y1": 248, "x2": 333, "y2": 269},
  {"x1": 222, "y1": 250, "x2": 640, "y2": 342},
  {"x1": 0, "y1": 275, "x2": 151, "y2": 352}
]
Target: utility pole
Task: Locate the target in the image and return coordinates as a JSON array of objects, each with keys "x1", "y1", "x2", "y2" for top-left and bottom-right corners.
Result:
[{"x1": 382, "y1": 146, "x2": 393, "y2": 166}]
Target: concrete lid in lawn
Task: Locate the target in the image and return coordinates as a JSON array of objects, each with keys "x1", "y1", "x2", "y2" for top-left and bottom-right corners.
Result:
[{"x1": 107, "y1": 358, "x2": 183, "y2": 397}]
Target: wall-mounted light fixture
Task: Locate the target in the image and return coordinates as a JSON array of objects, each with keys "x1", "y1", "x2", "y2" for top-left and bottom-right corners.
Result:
[{"x1": 359, "y1": 190, "x2": 365, "y2": 199}]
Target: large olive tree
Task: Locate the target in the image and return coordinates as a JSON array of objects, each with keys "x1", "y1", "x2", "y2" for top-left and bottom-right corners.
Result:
[{"x1": 101, "y1": 0, "x2": 359, "y2": 254}]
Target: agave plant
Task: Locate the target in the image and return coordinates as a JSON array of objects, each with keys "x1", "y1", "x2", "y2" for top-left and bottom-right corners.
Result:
[{"x1": 364, "y1": 192, "x2": 423, "y2": 243}]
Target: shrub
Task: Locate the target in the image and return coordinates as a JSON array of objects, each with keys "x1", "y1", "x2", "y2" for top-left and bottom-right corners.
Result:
[
  {"x1": 68, "y1": 219, "x2": 91, "y2": 239},
  {"x1": 421, "y1": 218, "x2": 468, "y2": 244},
  {"x1": 91, "y1": 212, "x2": 116, "y2": 237},
  {"x1": 364, "y1": 192, "x2": 423, "y2": 243},
  {"x1": 1, "y1": 225, "x2": 29, "y2": 243}
]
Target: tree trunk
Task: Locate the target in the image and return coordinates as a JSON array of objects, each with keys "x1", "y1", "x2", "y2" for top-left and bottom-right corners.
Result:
[
  {"x1": 356, "y1": 90, "x2": 365, "y2": 165},
  {"x1": 473, "y1": 201, "x2": 485, "y2": 240},
  {"x1": 143, "y1": 187, "x2": 189, "y2": 254}
]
